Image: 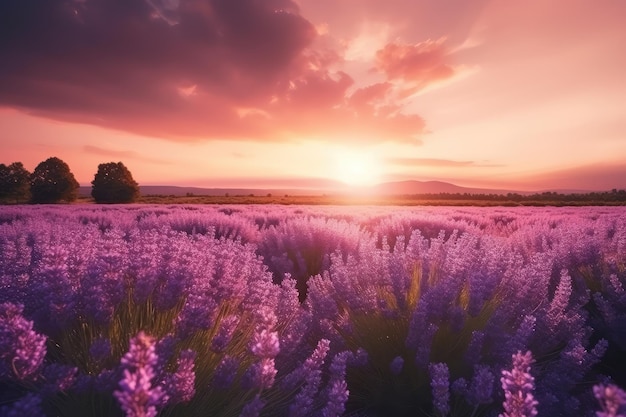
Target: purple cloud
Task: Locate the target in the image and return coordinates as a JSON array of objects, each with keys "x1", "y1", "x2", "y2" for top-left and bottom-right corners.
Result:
[{"x1": 0, "y1": 0, "x2": 431, "y2": 144}]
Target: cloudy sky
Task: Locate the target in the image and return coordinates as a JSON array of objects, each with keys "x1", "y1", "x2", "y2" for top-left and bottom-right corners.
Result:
[{"x1": 1, "y1": 0, "x2": 625, "y2": 191}]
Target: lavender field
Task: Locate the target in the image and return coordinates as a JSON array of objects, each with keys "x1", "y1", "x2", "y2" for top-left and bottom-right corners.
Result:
[{"x1": 1, "y1": 204, "x2": 625, "y2": 417}]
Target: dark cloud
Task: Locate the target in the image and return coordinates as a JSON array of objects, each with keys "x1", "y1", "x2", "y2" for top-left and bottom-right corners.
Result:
[
  {"x1": 0, "y1": 0, "x2": 309, "y2": 137},
  {"x1": 0, "y1": 0, "x2": 427, "y2": 143}
]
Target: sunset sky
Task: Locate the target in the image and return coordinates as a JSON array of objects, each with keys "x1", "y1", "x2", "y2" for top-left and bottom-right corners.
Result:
[{"x1": 1, "y1": 0, "x2": 626, "y2": 192}]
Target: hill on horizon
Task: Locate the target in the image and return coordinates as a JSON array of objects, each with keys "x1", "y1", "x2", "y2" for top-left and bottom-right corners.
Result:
[{"x1": 78, "y1": 180, "x2": 591, "y2": 198}]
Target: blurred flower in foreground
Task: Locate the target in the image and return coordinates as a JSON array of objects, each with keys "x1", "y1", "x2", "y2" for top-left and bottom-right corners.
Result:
[
  {"x1": 114, "y1": 331, "x2": 167, "y2": 417},
  {"x1": 0, "y1": 302, "x2": 47, "y2": 381},
  {"x1": 499, "y1": 350, "x2": 538, "y2": 417},
  {"x1": 594, "y1": 383, "x2": 626, "y2": 417}
]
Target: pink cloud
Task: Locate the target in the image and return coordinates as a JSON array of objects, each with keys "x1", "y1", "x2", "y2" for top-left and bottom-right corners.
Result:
[
  {"x1": 83, "y1": 145, "x2": 172, "y2": 165},
  {"x1": 265, "y1": 70, "x2": 425, "y2": 143},
  {"x1": 348, "y1": 83, "x2": 393, "y2": 113},
  {"x1": 388, "y1": 158, "x2": 478, "y2": 168},
  {"x1": 375, "y1": 39, "x2": 455, "y2": 88}
]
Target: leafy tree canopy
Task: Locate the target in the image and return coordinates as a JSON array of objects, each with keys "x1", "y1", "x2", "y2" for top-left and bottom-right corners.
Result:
[
  {"x1": 0, "y1": 162, "x2": 31, "y2": 204},
  {"x1": 91, "y1": 161, "x2": 140, "y2": 203},
  {"x1": 30, "y1": 157, "x2": 80, "y2": 203}
]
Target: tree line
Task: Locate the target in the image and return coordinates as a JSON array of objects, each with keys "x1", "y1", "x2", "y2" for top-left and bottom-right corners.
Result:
[
  {"x1": 0, "y1": 157, "x2": 139, "y2": 204},
  {"x1": 401, "y1": 190, "x2": 626, "y2": 204}
]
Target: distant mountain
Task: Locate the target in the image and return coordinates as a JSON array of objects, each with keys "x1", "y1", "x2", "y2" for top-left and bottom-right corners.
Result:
[
  {"x1": 78, "y1": 181, "x2": 578, "y2": 198},
  {"x1": 78, "y1": 185, "x2": 329, "y2": 197},
  {"x1": 370, "y1": 180, "x2": 525, "y2": 196}
]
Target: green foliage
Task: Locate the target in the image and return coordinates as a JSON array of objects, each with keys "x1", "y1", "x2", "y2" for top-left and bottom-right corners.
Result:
[
  {"x1": 0, "y1": 162, "x2": 31, "y2": 203},
  {"x1": 332, "y1": 266, "x2": 427, "y2": 415},
  {"x1": 335, "y1": 264, "x2": 502, "y2": 416},
  {"x1": 44, "y1": 294, "x2": 271, "y2": 417},
  {"x1": 91, "y1": 162, "x2": 140, "y2": 204},
  {"x1": 30, "y1": 157, "x2": 79, "y2": 203}
]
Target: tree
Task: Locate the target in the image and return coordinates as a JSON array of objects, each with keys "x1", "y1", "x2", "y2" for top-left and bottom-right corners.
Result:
[
  {"x1": 30, "y1": 157, "x2": 80, "y2": 203},
  {"x1": 0, "y1": 162, "x2": 31, "y2": 203},
  {"x1": 91, "y1": 162, "x2": 140, "y2": 203}
]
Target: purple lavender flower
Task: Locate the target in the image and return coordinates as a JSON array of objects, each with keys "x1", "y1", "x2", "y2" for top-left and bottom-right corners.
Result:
[
  {"x1": 321, "y1": 351, "x2": 352, "y2": 417},
  {"x1": 239, "y1": 394, "x2": 265, "y2": 417},
  {"x1": 284, "y1": 339, "x2": 330, "y2": 417},
  {"x1": 211, "y1": 315, "x2": 240, "y2": 353},
  {"x1": 468, "y1": 364, "x2": 494, "y2": 406},
  {"x1": 174, "y1": 293, "x2": 218, "y2": 339},
  {"x1": 594, "y1": 384, "x2": 626, "y2": 417},
  {"x1": 0, "y1": 302, "x2": 47, "y2": 381},
  {"x1": 254, "y1": 306, "x2": 278, "y2": 332},
  {"x1": 241, "y1": 325, "x2": 280, "y2": 392},
  {"x1": 89, "y1": 337, "x2": 112, "y2": 366},
  {"x1": 42, "y1": 363, "x2": 78, "y2": 395},
  {"x1": 115, "y1": 368, "x2": 164, "y2": 417},
  {"x1": 114, "y1": 331, "x2": 167, "y2": 417},
  {"x1": 323, "y1": 379, "x2": 349, "y2": 417},
  {"x1": 81, "y1": 231, "x2": 129, "y2": 324},
  {"x1": 467, "y1": 270, "x2": 498, "y2": 317},
  {"x1": 451, "y1": 377, "x2": 468, "y2": 398},
  {"x1": 276, "y1": 276, "x2": 312, "y2": 356},
  {"x1": 389, "y1": 356, "x2": 404, "y2": 376},
  {"x1": 74, "y1": 372, "x2": 96, "y2": 394},
  {"x1": 499, "y1": 351, "x2": 538, "y2": 417},
  {"x1": 0, "y1": 234, "x2": 32, "y2": 305},
  {"x1": 242, "y1": 358, "x2": 277, "y2": 391},
  {"x1": 279, "y1": 308, "x2": 312, "y2": 358},
  {"x1": 464, "y1": 330, "x2": 485, "y2": 366},
  {"x1": 212, "y1": 355, "x2": 239, "y2": 389},
  {"x1": 351, "y1": 347, "x2": 369, "y2": 367},
  {"x1": 166, "y1": 349, "x2": 196, "y2": 405},
  {"x1": 251, "y1": 329, "x2": 280, "y2": 359},
  {"x1": 289, "y1": 380, "x2": 322, "y2": 417},
  {"x1": 94, "y1": 368, "x2": 119, "y2": 393},
  {"x1": 31, "y1": 244, "x2": 78, "y2": 328},
  {"x1": 154, "y1": 335, "x2": 178, "y2": 377},
  {"x1": 506, "y1": 315, "x2": 536, "y2": 358},
  {"x1": 127, "y1": 230, "x2": 162, "y2": 304},
  {"x1": 257, "y1": 357, "x2": 278, "y2": 391},
  {"x1": 120, "y1": 332, "x2": 158, "y2": 370},
  {"x1": 1, "y1": 393, "x2": 45, "y2": 417},
  {"x1": 277, "y1": 277, "x2": 301, "y2": 319},
  {"x1": 546, "y1": 270, "x2": 573, "y2": 330},
  {"x1": 414, "y1": 323, "x2": 439, "y2": 368},
  {"x1": 429, "y1": 362, "x2": 450, "y2": 416}
]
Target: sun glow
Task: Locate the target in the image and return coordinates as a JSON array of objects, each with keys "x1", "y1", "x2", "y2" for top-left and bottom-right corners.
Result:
[{"x1": 331, "y1": 148, "x2": 383, "y2": 187}]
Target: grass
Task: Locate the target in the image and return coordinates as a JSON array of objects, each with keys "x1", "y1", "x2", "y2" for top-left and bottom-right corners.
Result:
[
  {"x1": 328, "y1": 263, "x2": 504, "y2": 416},
  {"x1": 43, "y1": 290, "x2": 272, "y2": 417}
]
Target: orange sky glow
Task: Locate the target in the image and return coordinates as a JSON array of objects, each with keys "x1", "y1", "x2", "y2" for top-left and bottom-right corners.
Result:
[{"x1": 1, "y1": 0, "x2": 626, "y2": 192}]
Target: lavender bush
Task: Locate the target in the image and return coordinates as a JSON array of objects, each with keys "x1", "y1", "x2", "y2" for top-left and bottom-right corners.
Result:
[{"x1": 0, "y1": 204, "x2": 625, "y2": 416}]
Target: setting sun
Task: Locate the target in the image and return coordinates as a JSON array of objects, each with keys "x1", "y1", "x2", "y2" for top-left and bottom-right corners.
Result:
[{"x1": 331, "y1": 149, "x2": 383, "y2": 187}]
